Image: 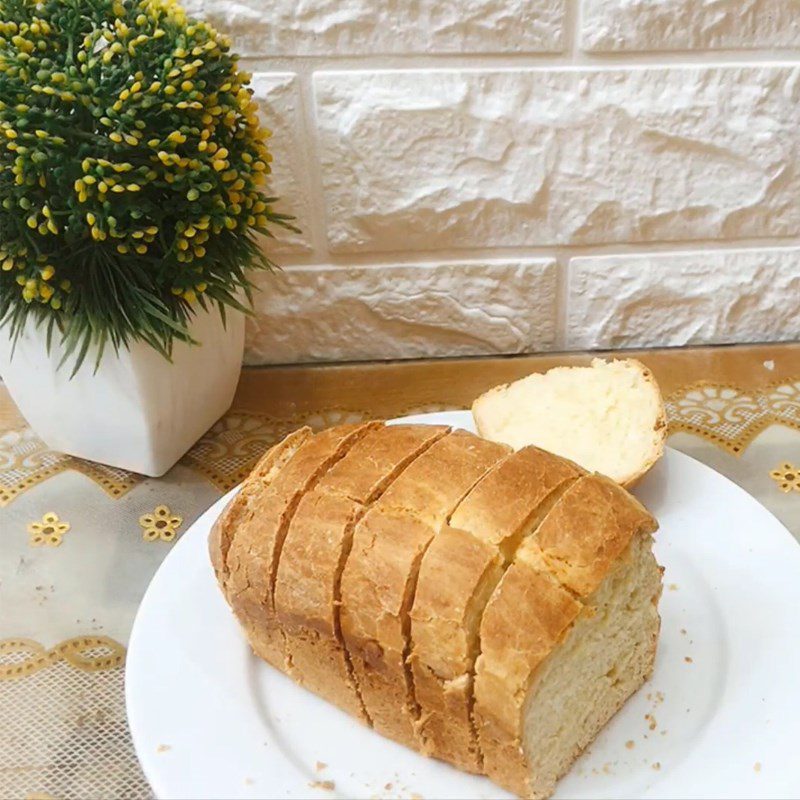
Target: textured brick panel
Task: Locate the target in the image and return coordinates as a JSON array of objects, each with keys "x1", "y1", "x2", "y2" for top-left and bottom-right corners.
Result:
[
  {"x1": 186, "y1": 0, "x2": 565, "y2": 56},
  {"x1": 251, "y1": 73, "x2": 313, "y2": 254},
  {"x1": 567, "y1": 249, "x2": 800, "y2": 349},
  {"x1": 582, "y1": 0, "x2": 800, "y2": 52},
  {"x1": 315, "y1": 67, "x2": 800, "y2": 252},
  {"x1": 244, "y1": 260, "x2": 557, "y2": 364}
]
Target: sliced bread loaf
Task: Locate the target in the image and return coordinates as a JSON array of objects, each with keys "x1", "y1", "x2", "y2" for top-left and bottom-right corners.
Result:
[
  {"x1": 213, "y1": 423, "x2": 662, "y2": 799},
  {"x1": 472, "y1": 358, "x2": 666, "y2": 486}
]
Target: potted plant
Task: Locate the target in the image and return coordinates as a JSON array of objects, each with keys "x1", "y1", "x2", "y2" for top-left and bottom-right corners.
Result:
[{"x1": 0, "y1": 0, "x2": 294, "y2": 476}]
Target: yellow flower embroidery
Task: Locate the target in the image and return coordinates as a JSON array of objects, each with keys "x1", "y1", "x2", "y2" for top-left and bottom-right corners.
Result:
[
  {"x1": 770, "y1": 462, "x2": 800, "y2": 493},
  {"x1": 27, "y1": 512, "x2": 70, "y2": 547},
  {"x1": 139, "y1": 505, "x2": 182, "y2": 542}
]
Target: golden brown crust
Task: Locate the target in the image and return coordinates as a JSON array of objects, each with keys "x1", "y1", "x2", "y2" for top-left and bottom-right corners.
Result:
[
  {"x1": 341, "y1": 430, "x2": 509, "y2": 748},
  {"x1": 410, "y1": 447, "x2": 583, "y2": 771},
  {"x1": 274, "y1": 424, "x2": 448, "y2": 719},
  {"x1": 525, "y1": 474, "x2": 658, "y2": 597},
  {"x1": 208, "y1": 427, "x2": 313, "y2": 585},
  {"x1": 476, "y1": 563, "x2": 582, "y2": 796},
  {"x1": 224, "y1": 422, "x2": 379, "y2": 667}
]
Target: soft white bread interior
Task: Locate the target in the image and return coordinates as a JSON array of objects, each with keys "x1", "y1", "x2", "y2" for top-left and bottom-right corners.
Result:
[
  {"x1": 471, "y1": 358, "x2": 666, "y2": 486},
  {"x1": 520, "y1": 529, "x2": 661, "y2": 798}
]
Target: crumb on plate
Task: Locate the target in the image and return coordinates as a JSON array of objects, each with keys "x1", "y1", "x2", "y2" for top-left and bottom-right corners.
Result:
[
  {"x1": 156, "y1": 744, "x2": 171, "y2": 753},
  {"x1": 309, "y1": 780, "x2": 335, "y2": 791}
]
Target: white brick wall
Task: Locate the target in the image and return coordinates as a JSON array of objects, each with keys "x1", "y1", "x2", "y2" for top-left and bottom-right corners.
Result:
[{"x1": 189, "y1": 0, "x2": 800, "y2": 364}]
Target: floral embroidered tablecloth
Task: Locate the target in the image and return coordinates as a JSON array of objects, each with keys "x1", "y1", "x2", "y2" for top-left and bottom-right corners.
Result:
[{"x1": 2, "y1": 343, "x2": 800, "y2": 800}]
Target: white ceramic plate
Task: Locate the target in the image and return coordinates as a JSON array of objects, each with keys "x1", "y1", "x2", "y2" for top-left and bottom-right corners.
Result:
[{"x1": 127, "y1": 411, "x2": 800, "y2": 800}]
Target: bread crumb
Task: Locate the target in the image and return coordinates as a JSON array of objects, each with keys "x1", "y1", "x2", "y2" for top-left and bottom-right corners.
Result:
[
  {"x1": 754, "y1": 762, "x2": 762, "y2": 773},
  {"x1": 764, "y1": 360, "x2": 775, "y2": 371},
  {"x1": 156, "y1": 744, "x2": 171, "y2": 753},
  {"x1": 652, "y1": 762, "x2": 661, "y2": 771},
  {"x1": 625, "y1": 740, "x2": 635, "y2": 750},
  {"x1": 644, "y1": 713, "x2": 657, "y2": 731},
  {"x1": 655, "y1": 691, "x2": 665, "y2": 704},
  {"x1": 680, "y1": 628, "x2": 687, "y2": 635},
  {"x1": 315, "y1": 762, "x2": 327, "y2": 772},
  {"x1": 668, "y1": 583, "x2": 679, "y2": 591},
  {"x1": 308, "y1": 780, "x2": 335, "y2": 791},
  {"x1": 384, "y1": 784, "x2": 393, "y2": 791},
  {"x1": 684, "y1": 656, "x2": 693, "y2": 663},
  {"x1": 602, "y1": 762, "x2": 612, "y2": 775}
]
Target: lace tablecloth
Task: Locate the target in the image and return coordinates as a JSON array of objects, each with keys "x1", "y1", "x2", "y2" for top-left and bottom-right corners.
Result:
[{"x1": 2, "y1": 343, "x2": 800, "y2": 799}]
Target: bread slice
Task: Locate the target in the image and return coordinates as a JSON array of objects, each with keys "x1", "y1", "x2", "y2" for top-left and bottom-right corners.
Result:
[
  {"x1": 274, "y1": 424, "x2": 448, "y2": 720},
  {"x1": 340, "y1": 430, "x2": 509, "y2": 748},
  {"x1": 474, "y1": 475, "x2": 661, "y2": 798},
  {"x1": 223, "y1": 422, "x2": 380, "y2": 668},
  {"x1": 472, "y1": 358, "x2": 666, "y2": 486},
  {"x1": 409, "y1": 446, "x2": 583, "y2": 772},
  {"x1": 209, "y1": 426, "x2": 313, "y2": 585}
]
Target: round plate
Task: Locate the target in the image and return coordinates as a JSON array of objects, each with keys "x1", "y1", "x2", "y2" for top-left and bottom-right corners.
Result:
[{"x1": 127, "y1": 411, "x2": 800, "y2": 799}]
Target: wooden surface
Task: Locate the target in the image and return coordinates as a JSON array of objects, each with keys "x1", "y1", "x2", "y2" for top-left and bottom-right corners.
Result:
[{"x1": 231, "y1": 343, "x2": 800, "y2": 419}]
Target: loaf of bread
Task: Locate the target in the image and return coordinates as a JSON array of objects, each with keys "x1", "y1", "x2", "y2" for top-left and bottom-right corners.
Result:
[
  {"x1": 472, "y1": 358, "x2": 667, "y2": 486},
  {"x1": 210, "y1": 422, "x2": 662, "y2": 799}
]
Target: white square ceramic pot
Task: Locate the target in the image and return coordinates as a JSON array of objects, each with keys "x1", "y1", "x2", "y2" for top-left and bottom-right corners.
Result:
[{"x1": 0, "y1": 307, "x2": 245, "y2": 477}]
